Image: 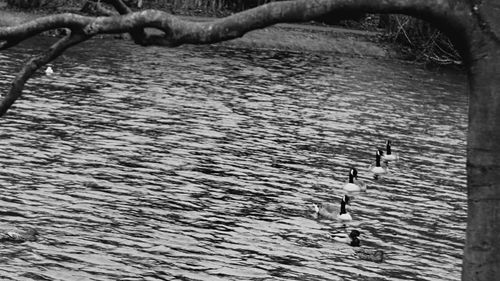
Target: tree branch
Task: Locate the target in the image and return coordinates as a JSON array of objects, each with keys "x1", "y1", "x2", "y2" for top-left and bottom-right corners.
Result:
[
  {"x1": 104, "y1": 0, "x2": 133, "y2": 14},
  {"x1": 0, "y1": 0, "x2": 470, "y2": 47},
  {"x1": 0, "y1": 13, "x2": 93, "y2": 47},
  {"x1": 0, "y1": 0, "x2": 472, "y2": 117},
  {"x1": 104, "y1": 0, "x2": 149, "y2": 44},
  {"x1": 0, "y1": 31, "x2": 91, "y2": 117}
]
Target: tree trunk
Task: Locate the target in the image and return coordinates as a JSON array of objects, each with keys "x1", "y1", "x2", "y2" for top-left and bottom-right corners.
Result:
[{"x1": 463, "y1": 9, "x2": 500, "y2": 279}]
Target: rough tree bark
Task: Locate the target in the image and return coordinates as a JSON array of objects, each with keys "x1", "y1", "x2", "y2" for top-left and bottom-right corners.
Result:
[
  {"x1": 463, "y1": 3, "x2": 500, "y2": 280},
  {"x1": 0, "y1": 0, "x2": 499, "y2": 280}
]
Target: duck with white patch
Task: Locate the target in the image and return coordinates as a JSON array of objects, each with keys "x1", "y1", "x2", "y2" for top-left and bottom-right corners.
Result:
[
  {"x1": 369, "y1": 149, "x2": 389, "y2": 178},
  {"x1": 343, "y1": 167, "x2": 367, "y2": 192},
  {"x1": 311, "y1": 195, "x2": 352, "y2": 222},
  {"x1": 382, "y1": 140, "x2": 399, "y2": 162},
  {"x1": 332, "y1": 229, "x2": 361, "y2": 246}
]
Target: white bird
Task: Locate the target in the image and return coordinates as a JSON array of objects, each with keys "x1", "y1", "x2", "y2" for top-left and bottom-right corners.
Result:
[
  {"x1": 45, "y1": 66, "x2": 54, "y2": 75},
  {"x1": 343, "y1": 167, "x2": 367, "y2": 192},
  {"x1": 382, "y1": 140, "x2": 399, "y2": 162},
  {"x1": 312, "y1": 195, "x2": 352, "y2": 222},
  {"x1": 369, "y1": 149, "x2": 389, "y2": 177}
]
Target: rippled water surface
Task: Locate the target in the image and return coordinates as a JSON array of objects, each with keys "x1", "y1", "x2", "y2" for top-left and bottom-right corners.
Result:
[{"x1": 0, "y1": 36, "x2": 468, "y2": 281}]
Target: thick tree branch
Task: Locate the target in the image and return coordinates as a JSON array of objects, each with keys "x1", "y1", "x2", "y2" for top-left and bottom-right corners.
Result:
[
  {"x1": 0, "y1": 0, "x2": 470, "y2": 47},
  {"x1": 104, "y1": 0, "x2": 148, "y2": 44},
  {"x1": 105, "y1": 0, "x2": 133, "y2": 14},
  {"x1": 0, "y1": 0, "x2": 473, "y2": 117},
  {"x1": 0, "y1": 13, "x2": 93, "y2": 46},
  {"x1": 0, "y1": 31, "x2": 91, "y2": 117}
]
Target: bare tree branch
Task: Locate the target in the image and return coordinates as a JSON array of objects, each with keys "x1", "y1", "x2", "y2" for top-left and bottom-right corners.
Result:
[
  {"x1": 0, "y1": 31, "x2": 91, "y2": 117},
  {"x1": 104, "y1": 0, "x2": 148, "y2": 44},
  {"x1": 0, "y1": 0, "x2": 471, "y2": 117},
  {"x1": 0, "y1": 14, "x2": 93, "y2": 47},
  {"x1": 1, "y1": 0, "x2": 468, "y2": 47},
  {"x1": 105, "y1": 0, "x2": 133, "y2": 14}
]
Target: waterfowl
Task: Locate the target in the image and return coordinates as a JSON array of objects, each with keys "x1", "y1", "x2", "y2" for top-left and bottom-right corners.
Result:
[
  {"x1": 312, "y1": 195, "x2": 352, "y2": 222},
  {"x1": 45, "y1": 66, "x2": 54, "y2": 75},
  {"x1": 382, "y1": 140, "x2": 399, "y2": 162},
  {"x1": 332, "y1": 229, "x2": 361, "y2": 246},
  {"x1": 343, "y1": 167, "x2": 367, "y2": 192},
  {"x1": 0, "y1": 227, "x2": 38, "y2": 243},
  {"x1": 369, "y1": 149, "x2": 389, "y2": 177}
]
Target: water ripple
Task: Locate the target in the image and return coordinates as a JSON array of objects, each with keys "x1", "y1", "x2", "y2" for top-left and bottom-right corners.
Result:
[{"x1": 0, "y1": 37, "x2": 467, "y2": 281}]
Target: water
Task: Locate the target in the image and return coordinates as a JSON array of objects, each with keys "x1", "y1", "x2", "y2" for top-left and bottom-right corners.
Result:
[{"x1": 0, "y1": 36, "x2": 468, "y2": 281}]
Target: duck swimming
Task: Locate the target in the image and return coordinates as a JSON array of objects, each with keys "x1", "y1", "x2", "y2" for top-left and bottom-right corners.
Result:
[
  {"x1": 382, "y1": 140, "x2": 399, "y2": 162},
  {"x1": 369, "y1": 149, "x2": 389, "y2": 178},
  {"x1": 45, "y1": 66, "x2": 54, "y2": 75},
  {"x1": 332, "y1": 229, "x2": 361, "y2": 246},
  {"x1": 312, "y1": 195, "x2": 352, "y2": 222},
  {"x1": 343, "y1": 167, "x2": 367, "y2": 192}
]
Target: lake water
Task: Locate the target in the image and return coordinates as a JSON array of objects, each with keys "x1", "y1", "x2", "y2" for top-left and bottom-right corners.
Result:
[{"x1": 0, "y1": 36, "x2": 468, "y2": 280}]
